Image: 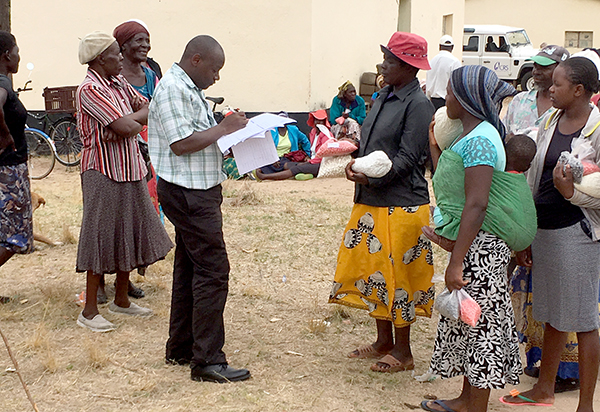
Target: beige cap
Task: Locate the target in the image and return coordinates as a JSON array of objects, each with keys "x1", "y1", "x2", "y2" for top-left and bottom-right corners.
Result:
[
  {"x1": 439, "y1": 35, "x2": 454, "y2": 46},
  {"x1": 78, "y1": 31, "x2": 115, "y2": 65}
]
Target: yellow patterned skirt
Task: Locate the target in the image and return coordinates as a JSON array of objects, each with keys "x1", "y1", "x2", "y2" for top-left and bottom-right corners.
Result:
[{"x1": 329, "y1": 203, "x2": 434, "y2": 328}]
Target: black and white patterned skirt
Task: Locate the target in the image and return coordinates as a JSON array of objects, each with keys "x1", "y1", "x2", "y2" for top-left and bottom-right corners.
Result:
[{"x1": 429, "y1": 231, "x2": 522, "y2": 389}]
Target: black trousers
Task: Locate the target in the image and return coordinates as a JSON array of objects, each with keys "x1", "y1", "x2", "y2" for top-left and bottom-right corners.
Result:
[{"x1": 158, "y1": 179, "x2": 229, "y2": 367}]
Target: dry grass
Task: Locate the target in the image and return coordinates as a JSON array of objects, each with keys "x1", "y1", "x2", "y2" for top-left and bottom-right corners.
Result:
[
  {"x1": 0, "y1": 169, "x2": 587, "y2": 411},
  {"x1": 61, "y1": 225, "x2": 78, "y2": 245}
]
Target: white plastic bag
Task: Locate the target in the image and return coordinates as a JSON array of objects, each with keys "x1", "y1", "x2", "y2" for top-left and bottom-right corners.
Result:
[
  {"x1": 572, "y1": 137, "x2": 596, "y2": 163},
  {"x1": 434, "y1": 288, "x2": 482, "y2": 326},
  {"x1": 559, "y1": 138, "x2": 597, "y2": 183},
  {"x1": 434, "y1": 288, "x2": 460, "y2": 320}
]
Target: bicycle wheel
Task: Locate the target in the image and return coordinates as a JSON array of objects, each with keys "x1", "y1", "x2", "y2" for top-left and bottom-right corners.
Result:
[
  {"x1": 25, "y1": 129, "x2": 56, "y2": 179},
  {"x1": 51, "y1": 118, "x2": 82, "y2": 166}
]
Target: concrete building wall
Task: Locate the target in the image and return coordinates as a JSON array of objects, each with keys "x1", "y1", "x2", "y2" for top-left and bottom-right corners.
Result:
[
  {"x1": 397, "y1": 0, "x2": 465, "y2": 78},
  {"x1": 11, "y1": 0, "x2": 399, "y2": 112},
  {"x1": 465, "y1": 0, "x2": 600, "y2": 51}
]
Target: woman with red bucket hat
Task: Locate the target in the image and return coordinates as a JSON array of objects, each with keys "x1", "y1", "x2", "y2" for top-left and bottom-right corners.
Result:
[{"x1": 329, "y1": 32, "x2": 436, "y2": 373}]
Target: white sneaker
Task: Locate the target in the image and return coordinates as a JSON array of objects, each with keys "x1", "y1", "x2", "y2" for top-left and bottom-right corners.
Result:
[
  {"x1": 108, "y1": 302, "x2": 153, "y2": 317},
  {"x1": 77, "y1": 312, "x2": 116, "y2": 332}
]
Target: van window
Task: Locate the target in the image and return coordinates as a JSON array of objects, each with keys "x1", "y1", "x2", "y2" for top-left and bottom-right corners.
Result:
[
  {"x1": 463, "y1": 35, "x2": 479, "y2": 52},
  {"x1": 507, "y1": 30, "x2": 530, "y2": 47},
  {"x1": 484, "y1": 35, "x2": 509, "y2": 53}
]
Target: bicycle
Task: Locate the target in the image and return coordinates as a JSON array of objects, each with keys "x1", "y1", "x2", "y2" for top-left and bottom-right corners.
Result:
[
  {"x1": 18, "y1": 81, "x2": 82, "y2": 167},
  {"x1": 43, "y1": 86, "x2": 81, "y2": 166},
  {"x1": 24, "y1": 127, "x2": 56, "y2": 179},
  {"x1": 206, "y1": 96, "x2": 225, "y2": 123}
]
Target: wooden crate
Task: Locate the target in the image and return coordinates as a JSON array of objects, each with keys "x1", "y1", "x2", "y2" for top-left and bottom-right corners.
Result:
[{"x1": 43, "y1": 86, "x2": 78, "y2": 113}]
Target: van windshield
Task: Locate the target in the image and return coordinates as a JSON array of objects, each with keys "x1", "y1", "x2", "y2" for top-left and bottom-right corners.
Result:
[{"x1": 507, "y1": 30, "x2": 530, "y2": 47}]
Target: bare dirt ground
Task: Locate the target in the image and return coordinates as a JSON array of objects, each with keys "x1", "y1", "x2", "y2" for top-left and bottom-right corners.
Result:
[{"x1": 0, "y1": 167, "x2": 592, "y2": 411}]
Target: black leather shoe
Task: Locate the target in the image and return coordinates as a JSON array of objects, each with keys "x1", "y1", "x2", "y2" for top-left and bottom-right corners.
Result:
[{"x1": 191, "y1": 364, "x2": 251, "y2": 383}]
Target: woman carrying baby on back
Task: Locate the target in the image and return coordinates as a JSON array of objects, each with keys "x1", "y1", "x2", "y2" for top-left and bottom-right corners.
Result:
[{"x1": 421, "y1": 65, "x2": 537, "y2": 412}]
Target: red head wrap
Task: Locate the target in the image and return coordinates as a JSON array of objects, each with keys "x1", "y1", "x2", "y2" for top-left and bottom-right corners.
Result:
[{"x1": 113, "y1": 21, "x2": 149, "y2": 47}]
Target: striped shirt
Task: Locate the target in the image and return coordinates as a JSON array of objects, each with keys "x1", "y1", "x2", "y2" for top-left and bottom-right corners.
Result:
[
  {"x1": 148, "y1": 63, "x2": 224, "y2": 190},
  {"x1": 76, "y1": 69, "x2": 147, "y2": 182}
]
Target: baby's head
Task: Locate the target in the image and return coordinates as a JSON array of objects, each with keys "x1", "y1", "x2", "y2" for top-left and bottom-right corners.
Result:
[{"x1": 505, "y1": 134, "x2": 537, "y2": 173}]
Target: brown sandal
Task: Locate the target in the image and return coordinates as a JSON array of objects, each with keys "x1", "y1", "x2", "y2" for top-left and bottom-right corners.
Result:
[
  {"x1": 421, "y1": 226, "x2": 455, "y2": 252},
  {"x1": 370, "y1": 354, "x2": 414, "y2": 373},
  {"x1": 347, "y1": 345, "x2": 390, "y2": 359}
]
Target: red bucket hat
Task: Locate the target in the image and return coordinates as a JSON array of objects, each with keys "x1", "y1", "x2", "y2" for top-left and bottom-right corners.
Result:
[
  {"x1": 381, "y1": 32, "x2": 430, "y2": 71},
  {"x1": 307, "y1": 109, "x2": 330, "y2": 128}
]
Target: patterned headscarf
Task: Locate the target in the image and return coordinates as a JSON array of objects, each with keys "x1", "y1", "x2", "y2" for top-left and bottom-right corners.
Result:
[
  {"x1": 337, "y1": 80, "x2": 354, "y2": 99},
  {"x1": 449, "y1": 65, "x2": 516, "y2": 140}
]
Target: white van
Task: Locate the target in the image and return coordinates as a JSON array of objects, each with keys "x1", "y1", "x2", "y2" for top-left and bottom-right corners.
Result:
[{"x1": 463, "y1": 25, "x2": 538, "y2": 90}]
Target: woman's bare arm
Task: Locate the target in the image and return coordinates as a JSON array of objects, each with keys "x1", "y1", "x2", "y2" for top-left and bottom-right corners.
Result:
[{"x1": 445, "y1": 165, "x2": 494, "y2": 290}]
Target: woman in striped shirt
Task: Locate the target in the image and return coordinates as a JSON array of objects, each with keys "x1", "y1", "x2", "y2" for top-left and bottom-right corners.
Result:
[{"x1": 75, "y1": 32, "x2": 172, "y2": 332}]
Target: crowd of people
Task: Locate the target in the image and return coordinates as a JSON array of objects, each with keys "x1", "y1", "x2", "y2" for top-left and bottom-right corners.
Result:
[{"x1": 0, "y1": 22, "x2": 599, "y2": 412}]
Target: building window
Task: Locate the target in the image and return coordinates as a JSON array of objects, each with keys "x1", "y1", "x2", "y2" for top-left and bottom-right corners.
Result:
[
  {"x1": 565, "y1": 31, "x2": 593, "y2": 48},
  {"x1": 443, "y1": 14, "x2": 453, "y2": 36}
]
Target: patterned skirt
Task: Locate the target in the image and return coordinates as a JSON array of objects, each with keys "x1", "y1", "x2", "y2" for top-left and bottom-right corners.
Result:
[
  {"x1": 329, "y1": 204, "x2": 434, "y2": 328},
  {"x1": 0, "y1": 163, "x2": 33, "y2": 254},
  {"x1": 511, "y1": 266, "x2": 583, "y2": 379},
  {"x1": 76, "y1": 170, "x2": 173, "y2": 274},
  {"x1": 429, "y1": 231, "x2": 522, "y2": 389}
]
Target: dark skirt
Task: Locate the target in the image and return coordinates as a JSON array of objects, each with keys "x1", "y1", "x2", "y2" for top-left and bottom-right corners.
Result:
[
  {"x1": 76, "y1": 170, "x2": 173, "y2": 274},
  {"x1": 0, "y1": 163, "x2": 33, "y2": 254},
  {"x1": 531, "y1": 220, "x2": 600, "y2": 332}
]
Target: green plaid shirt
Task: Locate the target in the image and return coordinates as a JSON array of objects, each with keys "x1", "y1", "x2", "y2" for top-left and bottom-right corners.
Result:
[{"x1": 148, "y1": 63, "x2": 225, "y2": 190}]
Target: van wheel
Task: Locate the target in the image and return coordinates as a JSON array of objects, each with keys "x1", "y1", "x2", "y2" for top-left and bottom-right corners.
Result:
[{"x1": 520, "y1": 71, "x2": 534, "y2": 91}]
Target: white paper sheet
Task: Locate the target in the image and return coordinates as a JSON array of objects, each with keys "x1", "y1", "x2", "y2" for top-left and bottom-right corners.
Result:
[
  {"x1": 217, "y1": 113, "x2": 296, "y2": 153},
  {"x1": 230, "y1": 132, "x2": 279, "y2": 175}
]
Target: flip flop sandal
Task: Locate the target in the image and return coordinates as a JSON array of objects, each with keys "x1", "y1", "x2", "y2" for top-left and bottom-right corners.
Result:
[
  {"x1": 370, "y1": 354, "x2": 414, "y2": 373},
  {"x1": 347, "y1": 344, "x2": 389, "y2": 359},
  {"x1": 498, "y1": 389, "x2": 552, "y2": 406},
  {"x1": 420, "y1": 400, "x2": 457, "y2": 412}
]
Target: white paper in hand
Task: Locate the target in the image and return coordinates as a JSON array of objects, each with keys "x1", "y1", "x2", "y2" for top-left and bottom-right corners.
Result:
[{"x1": 231, "y1": 132, "x2": 279, "y2": 175}]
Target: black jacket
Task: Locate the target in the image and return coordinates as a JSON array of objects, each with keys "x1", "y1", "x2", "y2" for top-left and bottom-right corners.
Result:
[{"x1": 354, "y1": 79, "x2": 434, "y2": 207}]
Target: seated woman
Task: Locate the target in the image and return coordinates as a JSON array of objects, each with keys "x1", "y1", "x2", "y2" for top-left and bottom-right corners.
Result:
[
  {"x1": 329, "y1": 81, "x2": 366, "y2": 126},
  {"x1": 254, "y1": 112, "x2": 311, "y2": 179},
  {"x1": 255, "y1": 110, "x2": 332, "y2": 181}
]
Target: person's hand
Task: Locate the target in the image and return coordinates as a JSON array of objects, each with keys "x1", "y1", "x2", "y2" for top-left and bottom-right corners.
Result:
[
  {"x1": 131, "y1": 94, "x2": 149, "y2": 112},
  {"x1": 516, "y1": 246, "x2": 532, "y2": 267},
  {"x1": 103, "y1": 129, "x2": 121, "y2": 142},
  {"x1": 0, "y1": 133, "x2": 15, "y2": 155},
  {"x1": 342, "y1": 112, "x2": 350, "y2": 119},
  {"x1": 445, "y1": 260, "x2": 468, "y2": 291},
  {"x1": 429, "y1": 118, "x2": 439, "y2": 149},
  {"x1": 220, "y1": 111, "x2": 248, "y2": 134},
  {"x1": 345, "y1": 159, "x2": 369, "y2": 185},
  {"x1": 272, "y1": 161, "x2": 281, "y2": 169},
  {"x1": 553, "y1": 161, "x2": 575, "y2": 199}
]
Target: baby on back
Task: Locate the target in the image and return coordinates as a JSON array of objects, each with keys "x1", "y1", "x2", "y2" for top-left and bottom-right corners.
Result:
[
  {"x1": 423, "y1": 134, "x2": 537, "y2": 252},
  {"x1": 505, "y1": 134, "x2": 537, "y2": 174}
]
